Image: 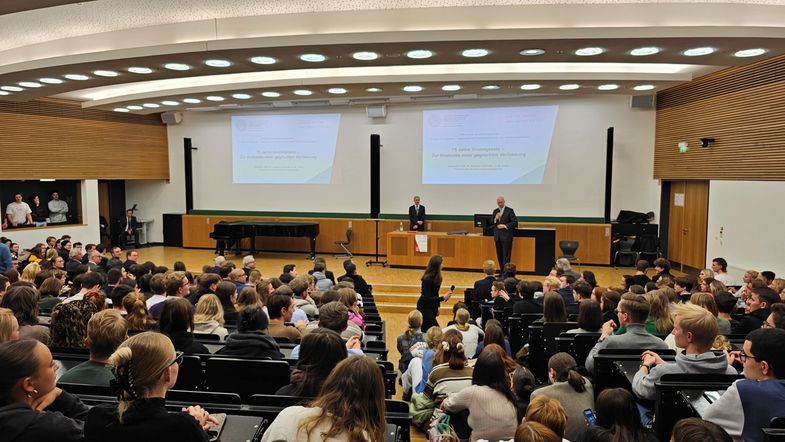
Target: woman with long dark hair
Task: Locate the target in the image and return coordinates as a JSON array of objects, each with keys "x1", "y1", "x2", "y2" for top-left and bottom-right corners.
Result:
[
  {"x1": 584, "y1": 388, "x2": 657, "y2": 442},
  {"x1": 276, "y1": 328, "x2": 347, "y2": 397},
  {"x1": 416, "y1": 255, "x2": 452, "y2": 331},
  {"x1": 263, "y1": 356, "x2": 386, "y2": 441},
  {"x1": 441, "y1": 349, "x2": 518, "y2": 441}
]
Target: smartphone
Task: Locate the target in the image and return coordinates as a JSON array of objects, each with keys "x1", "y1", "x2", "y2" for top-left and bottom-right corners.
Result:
[
  {"x1": 583, "y1": 408, "x2": 596, "y2": 426},
  {"x1": 450, "y1": 285, "x2": 455, "y2": 291}
]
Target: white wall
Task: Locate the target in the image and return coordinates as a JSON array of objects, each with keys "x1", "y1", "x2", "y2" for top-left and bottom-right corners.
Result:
[
  {"x1": 706, "y1": 180, "x2": 785, "y2": 277},
  {"x1": 130, "y1": 95, "x2": 660, "y2": 242},
  {"x1": 0, "y1": 180, "x2": 100, "y2": 250}
]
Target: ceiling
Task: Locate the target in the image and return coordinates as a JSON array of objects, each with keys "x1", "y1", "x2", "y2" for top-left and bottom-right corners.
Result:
[{"x1": 1, "y1": 0, "x2": 785, "y2": 115}]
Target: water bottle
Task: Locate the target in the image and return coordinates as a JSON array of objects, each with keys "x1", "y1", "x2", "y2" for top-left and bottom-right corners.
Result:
[{"x1": 399, "y1": 221, "x2": 404, "y2": 232}]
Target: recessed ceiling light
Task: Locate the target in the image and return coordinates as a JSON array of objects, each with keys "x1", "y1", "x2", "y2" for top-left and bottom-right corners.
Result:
[
  {"x1": 142, "y1": 103, "x2": 160, "y2": 108},
  {"x1": 1, "y1": 85, "x2": 24, "y2": 92},
  {"x1": 205, "y1": 59, "x2": 232, "y2": 68},
  {"x1": 300, "y1": 53, "x2": 326, "y2": 62},
  {"x1": 182, "y1": 98, "x2": 201, "y2": 104},
  {"x1": 365, "y1": 87, "x2": 383, "y2": 93},
  {"x1": 402, "y1": 85, "x2": 423, "y2": 92},
  {"x1": 161, "y1": 100, "x2": 179, "y2": 106},
  {"x1": 164, "y1": 63, "x2": 191, "y2": 71},
  {"x1": 734, "y1": 48, "x2": 766, "y2": 58},
  {"x1": 575, "y1": 47, "x2": 604, "y2": 56},
  {"x1": 113, "y1": 108, "x2": 130, "y2": 113},
  {"x1": 64, "y1": 74, "x2": 89, "y2": 81},
  {"x1": 406, "y1": 50, "x2": 433, "y2": 59},
  {"x1": 128, "y1": 67, "x2": 153, "y2": 74},
  {"x1": 597, "y1": 84, "x2": 620, "y2": 91},
  {"x1": 18, "y1": 82, "x2": 42, "y2": 88},
  {"x1": 205, "y1": 96, "x2": 225, "y2": 101},
  {"x1": 0, "y1": 90, "x2": 9, "y2": 96},
  {"x1": 261, "y1": 91, "x2": 280, "y2": 98},
  {"x1": 683, "y1": 47, "x2": 715, "y2": 56},
  {"x1": 327, "y1": 88, "x2": 347, "y2": 94},
  {"x1": 442, "y1": 84, "x2": 461, "y2": 91},
  {"x1": 630, "y1": 47, "x2": 660, "y2": 56},
  {"x1": 232, "y1": 93, "x2": 252, "y2": 99},
  {"x1": 39, "y1": 77, "x2": 64, "y2": 84},
  {"x1": 293, "y1": 89, "x2": 313, "y2": 96},
  {"x1": 250, "y1": 56, "x2": 277, "y2": 65},
  {"x1": 481, "y1": 84, "x2": 501, "y2": 90},
  {"x1": 520, "y1": 48, "x2": 545, "y2": 56},
  {"x1": 352, "y1": 51, "x2": 379, "y2": 61},
  {"x1": 559, "y1": 84, "x2": 581, "y2": 90},
  {"x1": 633, "y1": 84, "x2": 656, "y2": 91},
  {"x1": 519, "y1": 84, "x2": 541, "y2": 91},
  {"x1": 461, "y1": 48, "x2": 489, "y2": 58},
  {"x1": 127, "y1": 105, "x2": 143, "y2": 110},
  {"x1": 93, "y1": 70, "x2": 119, "y2": 77}
]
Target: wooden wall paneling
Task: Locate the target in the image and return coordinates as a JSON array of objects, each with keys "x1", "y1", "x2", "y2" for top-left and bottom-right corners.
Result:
[
  {"x1": 0, "y1": 99, "x2": 168, "y2": 180},
  {"x1": 654, "y1": 54, "x2": 785, "y2": 181}
]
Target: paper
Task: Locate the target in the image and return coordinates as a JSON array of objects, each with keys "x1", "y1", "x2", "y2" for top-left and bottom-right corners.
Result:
[
  {"x1": 674, "y1": 193, "x2": 685, "y2": 207},
  {"x1": 415, "y1": 234, "x2": 428, "y2": 253}
]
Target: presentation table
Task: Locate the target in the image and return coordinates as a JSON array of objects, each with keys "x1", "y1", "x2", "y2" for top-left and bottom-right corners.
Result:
[{"x1": 386, "y1": 228, "x2": 555, "y2": 273}]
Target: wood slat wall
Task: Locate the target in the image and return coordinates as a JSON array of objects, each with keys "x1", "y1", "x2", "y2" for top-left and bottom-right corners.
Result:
[
  {"x1": 0, "y1": 99, "x2": 168, "y2": 180},
  {"x1": 654, "y1": 54, "x2": 785, "y2": 181}
]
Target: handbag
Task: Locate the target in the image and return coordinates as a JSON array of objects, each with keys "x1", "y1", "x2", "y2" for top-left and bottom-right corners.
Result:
[
  {"x1": 409, "y1": 392, "x2": 436, "y2": 428},
  {"x1": 428, "y1": 410, "x2": 459, "y2": 442}
]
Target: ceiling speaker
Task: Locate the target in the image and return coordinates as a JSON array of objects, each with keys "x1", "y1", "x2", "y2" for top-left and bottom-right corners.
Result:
[
  {"x1": 366, "y1": 104, "x2": 387, "y2": 119},
  {"x1": 630, "y1": 94, "x2": 655, "y2": 109},
  {"x1": 161, "y1": 111, "x2": 183, "y2": 124}
]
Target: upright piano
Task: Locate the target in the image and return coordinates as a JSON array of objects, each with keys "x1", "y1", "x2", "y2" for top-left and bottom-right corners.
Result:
[{"x1": 209, "y1": 220, "x2": 320, "y2": 258}]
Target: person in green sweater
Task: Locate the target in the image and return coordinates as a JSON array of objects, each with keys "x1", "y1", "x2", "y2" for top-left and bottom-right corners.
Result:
[{"x1": 58, "y1": 309, "x2": 128, "y2": 386}]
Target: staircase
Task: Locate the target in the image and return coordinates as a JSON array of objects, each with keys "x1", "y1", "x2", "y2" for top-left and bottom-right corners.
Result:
[{"x1": 372, "y1": 283, "x2": 468, "y2": 315}]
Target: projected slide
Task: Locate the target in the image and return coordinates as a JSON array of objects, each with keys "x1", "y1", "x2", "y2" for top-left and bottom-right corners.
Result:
[
  {"x1": 422, "y1": 106, "x2": 558, "y2": 184},
  {"x1": 232, "y1": 114, "x2": 341, "y2": 184}
]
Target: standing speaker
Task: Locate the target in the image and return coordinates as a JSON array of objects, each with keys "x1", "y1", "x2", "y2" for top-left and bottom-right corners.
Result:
[{"x1": 370, "y1": 134, "x2": 381, "y2": 218}]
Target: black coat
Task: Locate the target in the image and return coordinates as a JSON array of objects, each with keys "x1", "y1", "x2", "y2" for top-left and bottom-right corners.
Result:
[
  {"x1": 166, "y1": 330, "x2": 209, "y2": 355},
  {"x1": 513, "y1": 298, "x2": 543, "y2": 315},
  {"x1": 216, "y1": 331, "x2": 284, "y2": 359},
  {"x1": 491, "y1": 206, "x2": 518, "y2": 242},
  {"x1": 0, "y1": 391, "x2": 88, "y2": 442},
  {"x1": 339, "y1": 273, "x2": 370, "y2": 296},
  {"x1": 472, "y1": 276, "x2": 495, "y2": 302},
  {"x1": 737, "y1": 308, "x2": 770, "y2": 334},
  {"x1": 85, "y1": 398, "x2": 208, "y2": 442},
  {"x1": 409, "y1": 204, "x2": 426, "y2": 230}
]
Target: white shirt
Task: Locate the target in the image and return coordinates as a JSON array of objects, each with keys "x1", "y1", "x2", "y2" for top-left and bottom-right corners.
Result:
[
  {"x1": 146, "y1": 294, "x2": 166, "y2": 309},
  {"x1": 6, "y1": 202, "x2": 31, "y2": 224}
]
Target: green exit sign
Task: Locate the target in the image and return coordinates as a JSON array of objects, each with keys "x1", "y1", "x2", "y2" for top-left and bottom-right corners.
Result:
[{"x1": 679, "y1": 145, "x2": 688, "y2": 153}]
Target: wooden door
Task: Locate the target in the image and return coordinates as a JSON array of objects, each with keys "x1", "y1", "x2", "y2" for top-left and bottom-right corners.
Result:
[
  {"x1": 98, "y1": 182, "x2": 111, "y2": 247},
  {"x1": 667, "y1": 181, "x2": 709, "y2": 271}
]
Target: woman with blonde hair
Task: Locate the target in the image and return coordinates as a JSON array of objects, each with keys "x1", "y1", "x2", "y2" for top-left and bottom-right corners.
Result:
[
  {"x1": 646, "y1": 290, "x2": 673, "y2": 335},
  {"x1": 19, "y1": 262, "x2": 41, "y2": 284},
  {"x1": 85, "y1": 332, "x2": 218, "y2": 441},
  {"x1": 542, "y1": 276, "x2": 561, "y2": 295},
  {"x1": 121, "y1": 291, "x2": 156, "y2": 331},
  {"x1": 193, "y1": 294, "x2": 228, "y2": 340},
  {"x1": 262, "y1": 356, "x2": 386, "y2": 442},
  {"x1": 690, "y1": 292, "x2": 732, "y2": 335},
  {"x1": 396, "y1": 310, "x2": 424, "y2": 372},
  {"x1": 443, "y1": 307, "x2": 484, "y2": 358},
  {"x1": 0, "y1": 307, "x2": 19, "y2": 343}
]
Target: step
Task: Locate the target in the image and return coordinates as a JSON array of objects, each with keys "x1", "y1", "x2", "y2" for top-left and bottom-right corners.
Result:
[
  {"x1": 370, "y1": 283, "x2": 470, "y2": 294},
  {"x1": 372, "y1": 292, "x2": 462, "y2": 305},
  {"x1": 376, "y1": 302, "x2": 454, "y2": 315}
]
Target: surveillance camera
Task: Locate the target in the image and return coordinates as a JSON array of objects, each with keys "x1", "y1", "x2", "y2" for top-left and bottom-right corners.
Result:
[{"x1": 700, "y1": 138, "x2": 715, "y2": 148}]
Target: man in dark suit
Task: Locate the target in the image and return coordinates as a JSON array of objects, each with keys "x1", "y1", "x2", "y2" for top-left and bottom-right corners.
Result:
[
  {"x1": 492, "y1": 196, "x2": 518, "y2": 268},
  {"x1": 472, "y1": 260, "x2": 497, "y2": 303},
  {"x1": 118, "y1": 209, "x2": 139, "y2": 247},
  {"x1": 408, "y1": 195, "x2": 426, "y2": 230}
]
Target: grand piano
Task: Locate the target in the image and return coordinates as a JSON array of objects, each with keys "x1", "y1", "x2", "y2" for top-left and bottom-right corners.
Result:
[{"x1": 209, "y1": 220, "x2": 320, "y2": 258}]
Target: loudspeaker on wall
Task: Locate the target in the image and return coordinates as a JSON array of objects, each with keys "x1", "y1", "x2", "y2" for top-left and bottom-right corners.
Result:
[{"x1": 161, "y1": 111, "x2": 183, "y2": 124}]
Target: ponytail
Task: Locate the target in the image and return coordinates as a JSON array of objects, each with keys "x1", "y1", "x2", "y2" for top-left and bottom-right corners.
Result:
[
  {"x1": 405, "y1": 310, "x2": 423, "y2": 340},
  {"x1": 565, "y1": 369, "x2": 586, "y2": 393},
  {"x1": 548, "y1": 352, "x2": 586, "y2": 393}
]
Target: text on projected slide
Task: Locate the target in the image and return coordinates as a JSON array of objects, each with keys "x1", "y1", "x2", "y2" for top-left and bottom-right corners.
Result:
[
  {"x1": 422, "y1": 105, "x2": 558, "y2": 184},
  {"x1": 232, "y1": 114, "x2": 341, "y2": 184}
]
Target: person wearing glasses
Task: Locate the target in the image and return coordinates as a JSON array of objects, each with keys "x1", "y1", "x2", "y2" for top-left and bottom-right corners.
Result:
[
  {"x1": 85, "y1": 332, "x2": 218, "y2": 441},
  {"x1": 703, "y1": 328, "x2": 785, "y2": 442},
  {"x1": 58, "y1": 310, "x2": 128, "y2": 387},
  {"x1": 764, "y1": 303, "x2": 785, "y2": 329}
]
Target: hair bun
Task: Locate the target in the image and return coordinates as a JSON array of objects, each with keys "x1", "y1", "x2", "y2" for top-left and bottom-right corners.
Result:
[
  {"x1": 441, "y1": 341, "x2": 450, "y2": 351},
  {"x1": 456, "y1": 342, "x2": 464, "y2": 352}
]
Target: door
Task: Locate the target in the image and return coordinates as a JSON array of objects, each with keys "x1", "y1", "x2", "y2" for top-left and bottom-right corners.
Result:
[{"x1": 667, "y1": 181, "x2": 709, "y2": 271}]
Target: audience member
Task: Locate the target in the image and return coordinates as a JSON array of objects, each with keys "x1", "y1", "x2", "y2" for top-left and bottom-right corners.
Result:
[
  {"x1": 0, "y1": 307, "x2": 20, "y2": 343},
  {"x1": 5, "y1": 193, "x2": 33, "y2": 227},
  {"x1": 630, "y1": 260, "x2": 651, "y2": 286},
  {"x1": 766, "y1": 303, "x2": 785, "y2": 329},
  {"x1": 58, "y1": 309, "x2": 128, "y2": 386},
  {"x1": 558, "y1": 274, "x2": 577, "y2": 306},
  {"x1": 737, "y1": 286, "x2": 779, "y2": 333},
  {"x1": 472, "y1": 260, "x2": 496, "y2": 303},
  {"x1": 276, "y1": 328, "x2": 348, "y2": 397},
  {"x1": 338, "y1": 287, "x2": 365, "y2": 330},
  {"x1": 586, "y1": 293, "x2": 668, "y2": 373},
  {"x1": 442, "y1": 349, "x2": 518, "y2": 442},
  {"x1": 514, "y1": 281, "x2": 544, "y2": 315},
  {"x1": 311, "y1": 260, "x2": 334, "y2": 292},
  {"x1": 47, "y1": 191, "x2": 69, "y2": 223},
  {"x1": 711, "y1": 257, "x2": 735, "y2": 286},
  {"x1": 216, "y1": 305, "x2": 283, "y2": 359},
  {"x1": 652, "y1": 258, "x2": 673, "y2": 283},
  {"x1": 531, "y1": 352, "x2": 594, "y2": 441},
  {"x1": 122, "y1": 250, "x2": 139, "y2": 272},
  {"x1": 338, "y1": 259, "x2": 370, "y2": 296},
  {"x1": 541, "y1": 291, "x2": 568, "y2": 323},
  {"x1": 514, "y1": 421, "x2": 561, "y2": 442},
  {"x1": 122, "y1": 291, "x2": 156, "y2": 331},
  {"x1": 443, "y1": 307, "x2": 484, "y2": 358},
  {"x1": 262, "y1": 356, "x2": 386, "y2": 442},
  {"x1": 397, "y1": 310, "x2": 425, "y2": 372},
  {"x1": 62, "y1": 271, "x2": 103, "y2": 304},
  {"x1": 85, "y1": 332, "x2": 218, "y2": 441},
  {"x1": 512, "y1": 366, "x2": 536, "y2": 421},
  {"x1": 424, "y1": 329, "x2": 473, "y2": 406},
  {"x1": 565, "y1": 300, "x2": 603, "y2": 334},
  {"x1": 1, "y1": 285, "x2": 50, "y2": 344},
  {"x1": 704, "y1": 328, "x2": 785, "y2": 442},
  {"x1": 583, "y1": 388, "x2": 657, "y2": 442},
  {"x1": 523, "y1": 395, "x2": 568, "y2": 440},
  {"x1": 289, "y1": 276, "x2": 318, "y2": 317},
  {"x1": 671, "y1": 417, "x2": 733, "y2": 442},
  {"x1": 691, "y1": 292, "x2": 732, "y2": 335},
  {"x1": 193, "y1": 294, "x2": 229, "y2": 340},
  {"x1": 476, "y1": 319, "x2": 512, "y2": 356},
  {"x1": 158, "y1": 297, "x2": 208, "y2": 355},
  {"x1": 50, "y1": 300, "x2": 99, "y2": 348},
  {"x1": 402, "y1": 326, "x2": 443, "y2": 397},
  {"x1": 188, "y1": 272, "x2": 220, "y2": 305},
  {"x1": 267, "y1": 293, "x2": 306, "y2": 343},
  {"x1": 0, "y1": 339, "x2": 89, "y2": 441}
]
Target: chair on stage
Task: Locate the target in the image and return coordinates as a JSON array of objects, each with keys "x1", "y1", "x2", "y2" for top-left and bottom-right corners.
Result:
[
  {"x1": 334, "y1": 228, "x2": 353, "y2": 259},
  {"x1": 559, "y1": 240, "x2": 581, "y2": 271}
]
